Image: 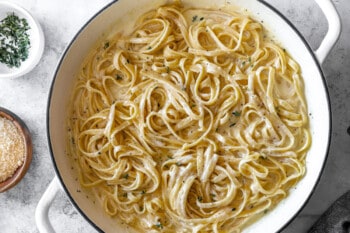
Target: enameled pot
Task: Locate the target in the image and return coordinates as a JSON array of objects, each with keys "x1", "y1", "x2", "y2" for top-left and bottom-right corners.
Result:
[{"x1": 37, "y1": 0, "x2": 341, "y2": 232}]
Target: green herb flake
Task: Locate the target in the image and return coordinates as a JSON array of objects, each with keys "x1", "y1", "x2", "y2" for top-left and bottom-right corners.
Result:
[
  {"x1": 210, "y1": 193, "x2": 216, "y2": 200},
  {"x1": 192, "y1": 15, "x2": 198, "y2": 22},
  {"x1": 155, "y1": 222, "x2": 163, "y2": 229},
  {"x1": 232, "y1": 207, "x2": 236, "y2": 211},
  {"x1": 166, "y1": 66, "x2": 170, "y2": 73},
  {"x1": 116, "y1": 74, "x2": 123, "y2": 80},
  {"x1": 0, "y1": 12, "x2": 31, "y2": 68},
  {"x1": 141, "y1": 190, "x2": 146, "y2": 195},
  {"x1": 122, "y1": 173, "x2": 129, "y2": 179},
  {"x1": 147, "y1": 46, "x2": 152, "y2": 50},
  {"x1": 104, "y1": 41, "x2": 109, "y2": 49},
  {"x1": 229, "y1": 123, "x2": 236, "y2": 127},
  {"x1": 200, "y1": 17, "x2": 204, "y2": 21},
  {"x1": 197, "y1": 196, "x2": 203, "y2": 202},
  {"x1": 232, "y1": 111, "x2": 241, "y2": 117}
]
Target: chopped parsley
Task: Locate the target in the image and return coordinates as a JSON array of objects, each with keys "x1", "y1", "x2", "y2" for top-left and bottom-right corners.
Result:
[
  {"x1": 210, "y1": 193, "x2": 216, "y2": 200},
  {"x1": 197, "y1": 196, "x2": 203, "y2": 202},
  {"x1": 104, "y1": 41, "x2": 109, "y2": 49},
  {"x1": 229, "y1": 123, "x2": 236, "y2": 127},
  {"x1": 192, "y1": 15, "x2": 198, "y2": 22},
  {"x1": 0, "y1": 12, "x2": 31, "y2": 68},
  {"x1": 122, "y1": 173, "x2": 129, "y2": 179},
  {"x1": 155, "y1": 222, "x2": 163, "y2": 229},
  {"x1": 115, "y1": 74, "x2": 123, "y2": 80},
  {"x1": 232, "y1": 111, "x2": 241, "y2": 117}
]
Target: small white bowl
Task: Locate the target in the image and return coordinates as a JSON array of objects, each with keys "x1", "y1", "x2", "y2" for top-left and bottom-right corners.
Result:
[{"x1": 0, "y1": 1, "x2": 44, "y2": 79}]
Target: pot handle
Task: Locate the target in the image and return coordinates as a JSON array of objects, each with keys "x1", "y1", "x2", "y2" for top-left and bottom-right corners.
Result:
[
  {"x1": 314, "y1": 0, "x2": 341, "y2": 64},
  {"x1": 35, "y1": 176, "x2": 60, "y2": 233}
]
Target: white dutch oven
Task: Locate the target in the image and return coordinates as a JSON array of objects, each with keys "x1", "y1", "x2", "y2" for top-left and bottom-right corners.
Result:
[{"x1": 37, "y1": 0, "x2": 341, "y2": 232}]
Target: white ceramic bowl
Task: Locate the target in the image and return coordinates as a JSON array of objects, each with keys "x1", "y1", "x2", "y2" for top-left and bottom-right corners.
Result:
[{"x1": 0, "y1": 1, "x2": 44, "y2": 79}]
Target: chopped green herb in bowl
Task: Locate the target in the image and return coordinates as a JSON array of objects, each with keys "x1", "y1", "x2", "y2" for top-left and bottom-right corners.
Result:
[
  {"x1": 0, "y1": 12, "x2": 31, "y2": 68},
  {"x1": 0, "y1": 1, "x2": 44, "y2": 79}
]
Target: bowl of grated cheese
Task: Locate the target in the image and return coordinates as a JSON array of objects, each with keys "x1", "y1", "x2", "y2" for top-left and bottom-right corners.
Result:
[{"x1": 0, "y1": 107, "x2": 32, "y2": 192}]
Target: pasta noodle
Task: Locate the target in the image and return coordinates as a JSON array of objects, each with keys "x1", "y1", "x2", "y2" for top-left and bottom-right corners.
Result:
[{"x1": 67, "y1": 3, "x2": 311, "y2": 233}]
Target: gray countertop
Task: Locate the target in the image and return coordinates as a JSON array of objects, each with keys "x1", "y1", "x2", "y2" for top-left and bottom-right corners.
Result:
[{"x1": 0, "y1": 0, "x2": 349, "y2": 232}]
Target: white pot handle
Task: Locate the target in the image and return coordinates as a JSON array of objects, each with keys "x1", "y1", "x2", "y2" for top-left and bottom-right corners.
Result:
[
  {"x1": 35, "y1": 176, "x2": 61, "y2": 233},
  {"x1": 314, "y1": 0, "x2": 341, "y2": 64}
]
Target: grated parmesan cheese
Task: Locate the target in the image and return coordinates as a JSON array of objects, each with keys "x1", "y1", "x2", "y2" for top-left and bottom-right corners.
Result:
[{"x1": 0, "y1": 116, "x2": 25, "y2": 182}]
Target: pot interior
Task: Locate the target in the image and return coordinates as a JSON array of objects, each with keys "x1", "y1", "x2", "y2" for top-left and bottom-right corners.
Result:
[{"x1": 48, "y1": 0, "x2": 330, "y2": 232}]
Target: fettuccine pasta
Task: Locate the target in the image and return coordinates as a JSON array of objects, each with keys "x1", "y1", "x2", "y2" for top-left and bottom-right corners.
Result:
[{"x1": 67, "y1": 3, "x2": 310, "y2": 233}]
